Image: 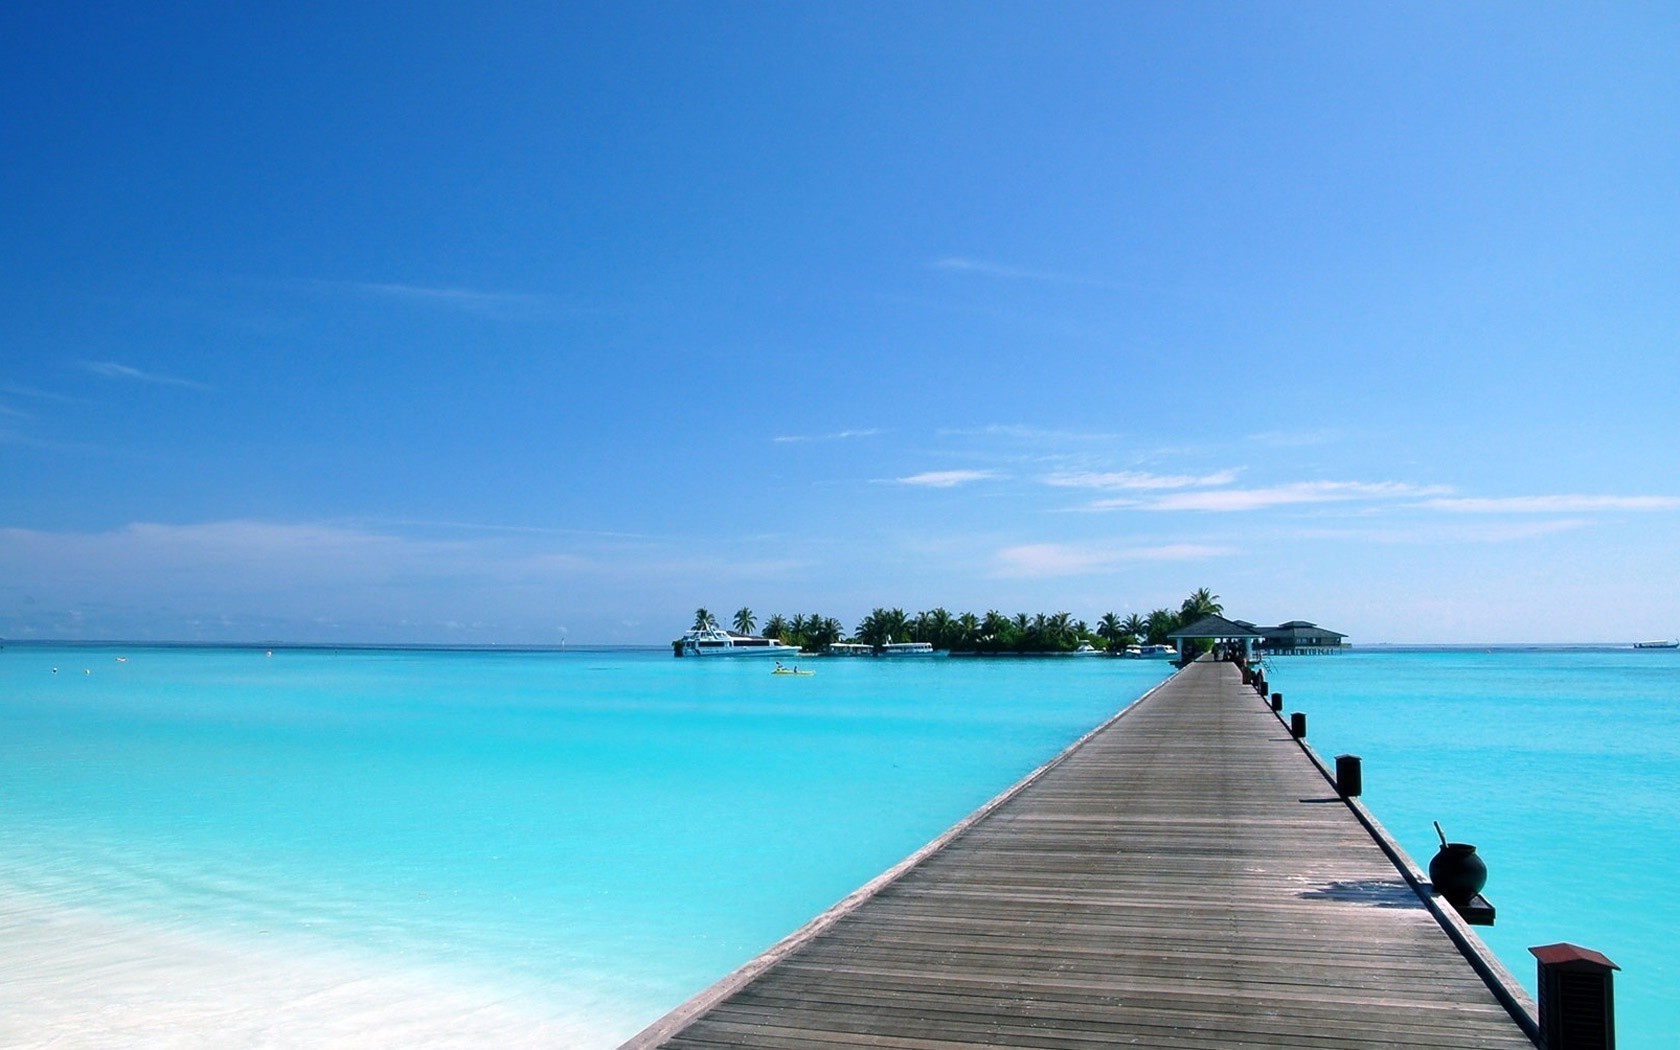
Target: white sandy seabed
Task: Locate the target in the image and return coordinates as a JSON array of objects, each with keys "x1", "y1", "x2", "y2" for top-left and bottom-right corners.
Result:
[{"x1": 0, "y1": 888, "x2": 643, "y2": 1049}]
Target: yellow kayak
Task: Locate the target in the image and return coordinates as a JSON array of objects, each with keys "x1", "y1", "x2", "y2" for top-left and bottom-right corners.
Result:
[{"x1": 771, "y1": 667, "x2": 814, "y2": 676}]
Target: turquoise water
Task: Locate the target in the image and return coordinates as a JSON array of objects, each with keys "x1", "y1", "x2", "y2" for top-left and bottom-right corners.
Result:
[
  {"x1": 4, "y1": 646, "x2": 1672, "y2": 1046},
  {"x1": 0, "y1": 646, "x2": 1170, "y2": 1044},
  {"x1": 1266, "y1": 648, "x2": 1679, "y2": 1047}
]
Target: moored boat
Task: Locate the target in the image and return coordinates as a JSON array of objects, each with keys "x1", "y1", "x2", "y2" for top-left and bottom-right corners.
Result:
[
  {"x1": 1124, "y1": 644, "x2": 1177, "y2": 659},
  {"x1": 676, "y1": 627, "x2": 799, "y2": 657},
  {"x1": 880, "y1": 641, "x2": 935, "y2": 656}
]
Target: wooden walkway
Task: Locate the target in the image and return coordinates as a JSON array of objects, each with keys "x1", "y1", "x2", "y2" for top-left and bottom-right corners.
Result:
[{"x1": 624, "y1": 660, "x2": 1536, "y2": 1048}]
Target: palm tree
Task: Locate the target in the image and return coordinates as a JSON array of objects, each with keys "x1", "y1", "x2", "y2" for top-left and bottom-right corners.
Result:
[
  {"x1": 1122, "y1": 613, "x2": 1147, "y2": 640},
  {"x1": 1145, "y1": 608, "x2": 1177, "y2": 646},
  {"x1": 733, "y1": 607, "x2": 756, "y2": 636},
  {"x1": 762, "y1": 613, "x2": 787, "y2": 642},
  {"x1": 954, "y1": 612, "x2": 980, "y2": 651},
  {"x1": 818, "y1": 617, "x2": 845, "y2": 650},
  {"x1": 1013, "y1": 613, "x2": 1035, "y2": 652},
  {"x1": 886, "y1": 608, "x2": 910, "y2": 643},
  {"x1": 981, "y1": 609, "x2": 1010, "y2": 652},
  {"x1": 1048, "y1": 612, "x2": 1074, "y2": 651},
  {"x1": 925, "y1": 607, "x2": 953, "y2": 649},
  {"x1": 1178, "y1": 587, "x2": 1223, "y2": 625},
  {"x1": 1097, "y1": 612, "x2": 1125, "y2": 652},
  {"x1": 692, "y1": 607, "x2": 717, "y2": 631},
  {"x1": 855, "y1": 608, "x2": 891, "y2": 650}
]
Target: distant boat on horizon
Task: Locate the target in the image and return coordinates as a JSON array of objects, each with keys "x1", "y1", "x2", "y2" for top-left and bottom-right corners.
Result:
[{"x1": 1633, "y1": 639, "x2": 1678, "y2": 649}]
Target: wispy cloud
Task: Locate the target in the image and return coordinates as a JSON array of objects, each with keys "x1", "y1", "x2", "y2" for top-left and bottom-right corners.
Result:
[
  {"x1": 1045, "y1": 469, "x2": 1239, "y2": 491},
  {"x1": 1421, "y1": 495, "x2": 1680, "y2": 514},
  {"x1": 2, "y1": 383, "x2": 79, "y2": 404},
  {"x1": 937, "y1": 424, "x2": 1122, "y2": 444},
  {"x1": 993, "y1": 542, "x2": 1234, "y2": 578},
  {"x1": 773, "y1": 428, "x2": 884, "y2": 444},
  {"x1": 80, "y1": 361, "x2": 210, "y2": 391},
  {"x1": 304, "y1": 279, "x2": 565, "y2": 320},
  {"x1": 1101, "y1": 481, "x2": 1449, "y2": 512},
  {"x1": 1303, "y1": 519, "x2": 1593, "y2": 544},
  {"x1": 347, "y1": 281, "x2": 550, "y2": 309},
  {"x1": 895, "y1": 470, "x2": 1001, "y2": 488},
  {"x1": 1246, "y1": 428, "x2": 1341, "y2": 448},
  {"x1": 931, "y1": 257, "x2": 1143, "y2": 292}
]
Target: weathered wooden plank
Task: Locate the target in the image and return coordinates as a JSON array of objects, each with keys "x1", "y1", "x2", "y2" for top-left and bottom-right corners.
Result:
[{"x1": 623, "y1": 660, "x2": 1536, "y2": 1049}]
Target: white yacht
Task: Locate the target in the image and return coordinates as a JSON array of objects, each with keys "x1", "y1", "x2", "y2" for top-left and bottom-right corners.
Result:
[
  {"x1": 676, "y1": 627, "x2": 799, "y2": 657},
  {"x1": 1124, "y1": 644, "x2": 1177, "y2": 659},
  {"x1": 879, "y1": 641, "x2": 935, "y2": 656}
]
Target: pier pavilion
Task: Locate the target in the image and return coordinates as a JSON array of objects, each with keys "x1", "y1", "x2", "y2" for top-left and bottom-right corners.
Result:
[{"x1": 1166, "y1": 613, "x2": 1264, "y2": 663}]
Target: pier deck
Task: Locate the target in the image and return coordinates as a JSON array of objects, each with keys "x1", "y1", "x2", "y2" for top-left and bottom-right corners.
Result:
[{"x1": 625, "y1": 659, "x2": 1535, "y2": 1048}]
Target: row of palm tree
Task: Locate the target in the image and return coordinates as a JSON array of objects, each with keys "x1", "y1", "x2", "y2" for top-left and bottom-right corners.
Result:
[{"x1": 696, "y1": 589, "x2": 1224, "y2": 655}]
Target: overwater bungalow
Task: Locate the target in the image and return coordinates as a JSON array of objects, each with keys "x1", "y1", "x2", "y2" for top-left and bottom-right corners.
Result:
[{"x1": 1169, "y1": 615, "x2": 1349, "y2": 662}]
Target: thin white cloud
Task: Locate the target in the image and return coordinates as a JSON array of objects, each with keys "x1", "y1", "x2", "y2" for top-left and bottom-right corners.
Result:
[
  {"x1": 1246, "y1": 428, "x2": 1341, "y2": 448},
  {"x1": 1045, "y1": 469, "x2": 1239, "y2": 491},
  {"x1": 895, "y1": 470, "x2": 1001, "y2": 488},
  {"x1": 302, "y1": 279, "x2": 564, "y2": 320},
  {"x1": 937, "y1": 424, "x2": 1122, "y2": 444},
  {"x1": 993, "y1": 542, "x2": 1234, "y2": 578},
  {"x1": 348, "y1": 281, "x2": 550, "y2": 309},
  {"x1": 80, "y1": 361, "x2": 210, "y2": 391},
  {"x1": 931, "y1": 257, "x2": 1142, "y2": 292},
  {"x1": 1421, "y1": 495, "x2": 1680, "y2": 514},
  {"x1": 2, "y1": 383, "x2": 79, "y2": 403},
  {"x1": 773, "y1": 428, "x2": 884, "y2": 444},
  {"x1": 1296, "y1": 519, "x2": 1591, "y2": 544},
  {"x1": 1102, "y1": 481, "x2": 1449, "y2": 512}
]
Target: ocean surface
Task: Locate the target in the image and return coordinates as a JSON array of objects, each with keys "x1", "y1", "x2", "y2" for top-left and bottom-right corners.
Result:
[
  {"x1": 0, "y1": 646, "x2": 1171, "y2": 1046},
  {"x1": 1, "y1": 645, "x2": 1673, "y2": 1046},
  {"x1": 1269, "y1": 646, "x2": 1678, "y2": 1046}
]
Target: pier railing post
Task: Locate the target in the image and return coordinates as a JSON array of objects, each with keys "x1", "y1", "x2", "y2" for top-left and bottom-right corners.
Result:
[
  {"x1": 1334, "y1": 754, "x2": 1361, "y2": 797},
  {"x1": 1289, "y1": 711, "x2": 1306, "y2": 739},
  {"x1": 1270, "y1": 691, "x2": 1282, "y2": 712},
  {"x1": 1530, "y1": 943, "x2": 1618, "y2": 1049}
]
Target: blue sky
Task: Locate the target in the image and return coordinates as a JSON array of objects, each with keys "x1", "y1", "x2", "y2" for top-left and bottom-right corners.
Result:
[{"x1": 3, "y1": 3, "x2": 1676, "y2": 644}]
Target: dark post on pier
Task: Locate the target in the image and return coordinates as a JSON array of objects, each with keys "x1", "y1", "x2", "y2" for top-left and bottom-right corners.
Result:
[
  {"x1": 623, "y1": 659, "x2": 1545, "y2": 1048},
  {"x1": 1532, "y1": 943, "x2": 1618, "y2": 1050}
]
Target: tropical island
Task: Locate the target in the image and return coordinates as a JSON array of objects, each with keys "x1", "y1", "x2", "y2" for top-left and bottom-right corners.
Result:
[{"x1": 683, "y1": 588, "x2": 1228, "y2": 656}]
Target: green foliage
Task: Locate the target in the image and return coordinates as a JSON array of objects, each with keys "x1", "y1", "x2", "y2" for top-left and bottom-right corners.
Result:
[{"x1": 708, "y1": 589, "x2": 1220, "y2": 656}]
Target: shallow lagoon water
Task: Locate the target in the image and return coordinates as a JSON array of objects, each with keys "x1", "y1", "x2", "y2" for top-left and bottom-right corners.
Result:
[
  {"x1": 0, "y1": 646, "x2": 1170, "y2": 1045},
  {"x1": 2, "y1": 645, "x2": 1672, "y2": 1046}
]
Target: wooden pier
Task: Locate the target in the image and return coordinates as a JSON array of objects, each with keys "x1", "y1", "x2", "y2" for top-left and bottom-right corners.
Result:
[{"x1": 624, "y1": 659, "x2": 1537, "y2": 1048}]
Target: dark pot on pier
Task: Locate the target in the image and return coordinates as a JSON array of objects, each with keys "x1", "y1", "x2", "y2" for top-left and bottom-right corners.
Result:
[{"x1": 1429, "y1": 843, "x2": 1487, "y2": 907}]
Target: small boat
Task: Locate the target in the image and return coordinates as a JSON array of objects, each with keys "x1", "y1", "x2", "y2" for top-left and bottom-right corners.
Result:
[
  {"x1": 1071, "y1": 643, "x2": 1103, "y2": 655},
  {"x1": 1124, "y1": 644, "x2": 1177, "y2": 659},
  {"x1": 772, "y1": 664, "x2": 814, "y2": 676},
  {"x1": 879, "y1": 642, "x2": 935, "y2": 656},
  {"x1": 1633, "y1": 639, "x2": 1678, "y2": 649}
]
